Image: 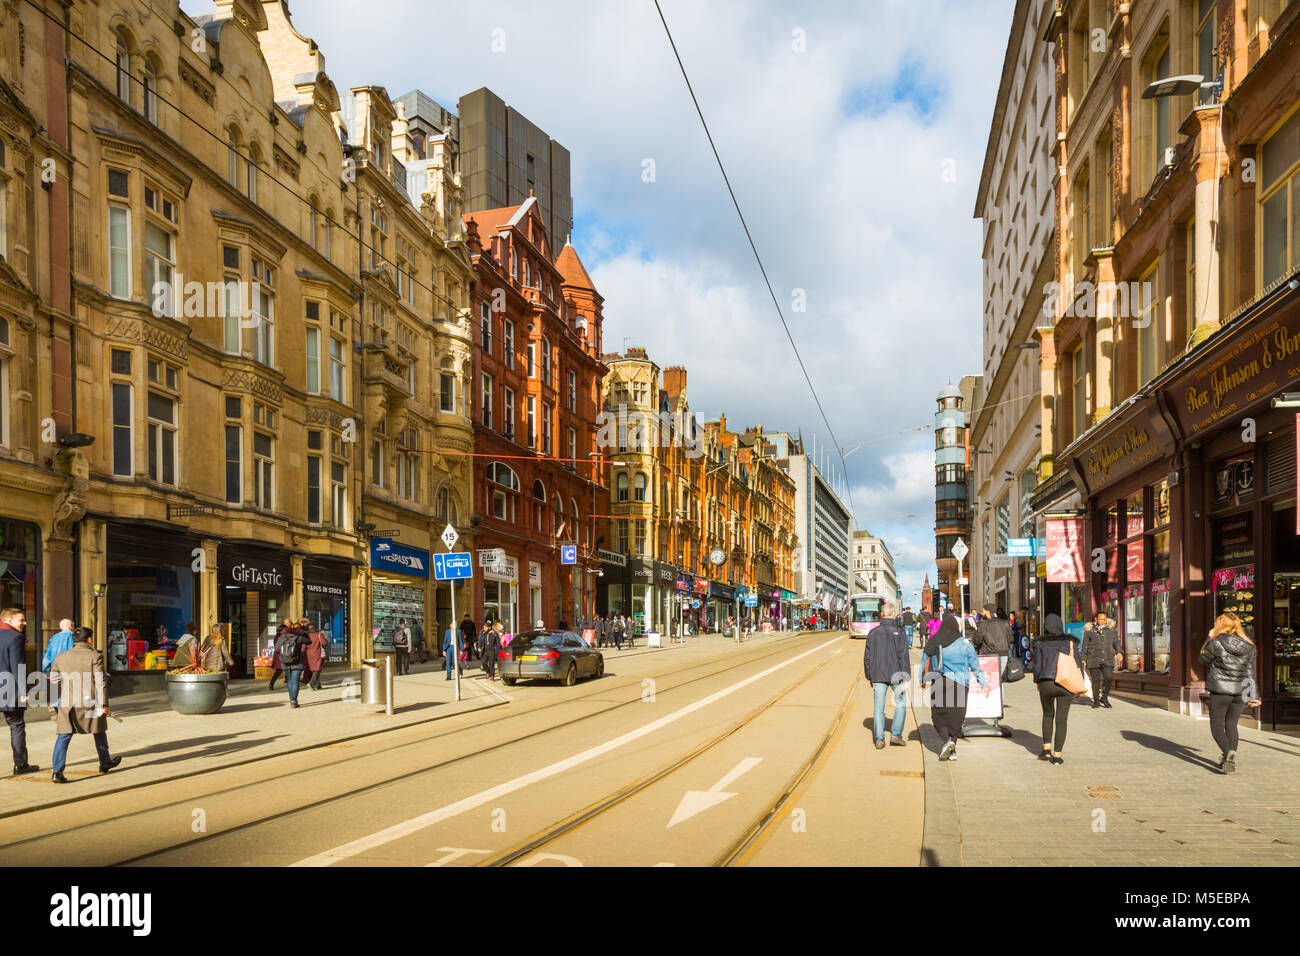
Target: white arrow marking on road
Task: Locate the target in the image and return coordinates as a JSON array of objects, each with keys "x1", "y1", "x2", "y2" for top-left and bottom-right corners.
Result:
[
  {"x1": 425, "y1": 847, "x2": 490, "y2": 867},
  {"x1": 667, "y1": 757, "x2": 763, "y2": 828},
  {"x1": 291, "y1": 637, "x2": 840, "y2": 866}
]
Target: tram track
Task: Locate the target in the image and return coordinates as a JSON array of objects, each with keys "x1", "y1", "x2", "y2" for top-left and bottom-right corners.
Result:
[
  {"x1": 0, "y1": 633, "x2": 835, "y2": 864},
  {"x1": 480, "y1": 643, "x2": 857, "y2": 867}
]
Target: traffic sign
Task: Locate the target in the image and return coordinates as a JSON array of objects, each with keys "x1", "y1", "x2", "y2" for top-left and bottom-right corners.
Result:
[
  {"x1": 432, "y1": 552, "x2": 472, "y2": 580},
  {"x1": 745, "y1": 595, "x2": 758, "y2": 608},
  {"x1": 951, "y1": 538, "x2": 968, "y2": 562},
  {"x1": 441, "y1": 523, "x2": 459, "y2": 551},
  {"x1": 560, "y1": 545, "x2": 577, "y2": 565}
]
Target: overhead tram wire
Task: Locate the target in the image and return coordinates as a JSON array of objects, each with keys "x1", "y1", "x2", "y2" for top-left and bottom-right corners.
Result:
[
  {"x1": 653, "y1": 0, "x2": 856, "y2": 520},
  {"x1": 28, "y1": 0, "x2": 462, "y2": 314}
]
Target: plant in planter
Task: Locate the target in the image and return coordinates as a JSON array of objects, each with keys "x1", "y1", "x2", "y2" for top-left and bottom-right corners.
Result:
[{"x1": 165, "y1": 634, "x2": 230, "y2": 715}]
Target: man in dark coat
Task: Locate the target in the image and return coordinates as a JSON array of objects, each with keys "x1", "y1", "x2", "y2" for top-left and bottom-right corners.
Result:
[
  {"x1": 459, "y1": 615, "x2": 477, "y2": 664},
  {"x1": 0, "y1": 607, "x2": 38, "y2": 775},
  {"x1": 863, "y1": 603, "x2": 912, "y2": 749},
  {"x1": 49, "y1": 627, "x2": 121, "y2": 783},
  {"x1": 1081, "y1": 611, "x2": 1122, "y2": 708},
  {"x1": 973, "y1": 604, "x2": 1013, "y2": 678},
  {"x1": 901, "y1": 607, "x2": 917, "y2": 647},
  {"x1": 278, "y1": 624, "x2": 312, "y2": 708}
]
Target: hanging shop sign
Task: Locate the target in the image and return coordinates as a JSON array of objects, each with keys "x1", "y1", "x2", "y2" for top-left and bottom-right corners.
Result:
[
  {"x1": 370, "y1": 538, "x2": 430, "y2": 579},
  {"x1": 1044, "y1": 518, "x2": 1085, "y2": 583},
  {"x1": 1210, "y1": 456, "x2": 1256, "y2": 508},
  {"x1": 693, "y1": 578, "x2": 710, "y2": 595}
]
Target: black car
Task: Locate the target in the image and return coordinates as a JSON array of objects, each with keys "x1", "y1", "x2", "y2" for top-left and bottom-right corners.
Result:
[{"x1": 496, "y1": 630, "x2": 604, "y2": 686}]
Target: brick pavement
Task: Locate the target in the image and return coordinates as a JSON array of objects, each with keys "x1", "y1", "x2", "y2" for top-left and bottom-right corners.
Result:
[{"x1": 915, "y1": 649, "x2": 1300, "y2": 865}]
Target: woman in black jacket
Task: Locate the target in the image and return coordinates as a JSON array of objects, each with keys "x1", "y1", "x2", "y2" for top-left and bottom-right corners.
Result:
[
  {"x1": 1027, "y1": 613, "x2": 1085, "y2": 765},
  {"x1": 1198, "y1": 612, "x2": 1260, "y2": 773}
]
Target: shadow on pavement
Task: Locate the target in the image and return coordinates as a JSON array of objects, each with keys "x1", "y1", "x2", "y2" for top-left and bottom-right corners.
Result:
[
  {"x1": 1121, "y1": 730, "x2": 1220, "y2": 770},
  {"x1": 125, "y1": 735, "x2": 289, "y2": 768},
  {"x1": 116, "y1": 732, "x2": 257, "y2": 759}
]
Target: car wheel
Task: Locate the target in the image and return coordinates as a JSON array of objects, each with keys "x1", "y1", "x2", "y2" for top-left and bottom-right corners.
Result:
[
  {"x1": 562, "y1": 662, "x2": 577, "y2": 687},
  {"x1": 594, "y1": 657, "x2": 605, "y2": 678},
  {"x1": 502, "y1": 677, "x2": 516, "y2": 686}
]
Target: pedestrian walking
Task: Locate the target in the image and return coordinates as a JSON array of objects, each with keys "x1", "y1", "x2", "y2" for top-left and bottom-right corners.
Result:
[
  {"x1": 275, "y1": 622, "x2": 311, "y2": 708},
  {"x1": 442, "y1": 621, "x2": 459, "y2": 681},
  {"x1": 49, "y1": 627, "x2": 121, "y2": 783},
  {"x1": 1028, "y1": 613, "x2": 1086, "y2": 765},
  {"x1": 460, "y1": 614, "x2": 477, "y2": 665},
  {"x1": 901, "y1": 606, "x2": 916, "y2": 649},
  {"x1": 864, "y1": 603, "x2": 912, "y2": 749},
  {"x1": 393, "y1": 618, "x2": 412, "y2": 676},
  {"x1": 304, "y1": 624, "x2": 328, "y2": 690},
  {"x1": 198, "y1": 624, "x2": 234, "y2": 673},
  {"x1": 973, "y1": 604, "x2": 1012, "y2": 681},
  {"x1": 481, "y1": 621, "x2": 502, "y2": 681},
  {"x1": 1199, "y1": 612, "x2": 1261, "y2": 774},
  {"x1": 1081, "y1": 611, "x2": 1122, "y2": 708},
  {"x1": 411, "y1": 621, "x2": 426, "y2": 663},
  {"x1": 41, "y1": 618, "x2": 77, "y2": 676},
  {"x1": 1, "y1": 607, "x2": 38, "y2": 776},
  {"x1": 611, "y1": 615, "x2": 625, "y2": 650},
  {"x1": 922, "y1": 611, "x2": 988, "y2": 761}
]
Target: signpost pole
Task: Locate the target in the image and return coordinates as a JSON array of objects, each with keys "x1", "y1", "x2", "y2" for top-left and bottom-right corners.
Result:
[{"x1": 450, "y1": 572, "x2": 459, "y2": 703}]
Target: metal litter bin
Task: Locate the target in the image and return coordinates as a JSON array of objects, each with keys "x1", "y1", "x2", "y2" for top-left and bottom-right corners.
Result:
[{"x1": 361, "y1": 658, "x2": 387, "y2": 705}]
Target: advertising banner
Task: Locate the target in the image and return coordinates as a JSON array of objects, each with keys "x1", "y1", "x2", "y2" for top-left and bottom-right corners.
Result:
[{"x1": 1045, "y1": 518, "x2": 1085, "y2": 583}]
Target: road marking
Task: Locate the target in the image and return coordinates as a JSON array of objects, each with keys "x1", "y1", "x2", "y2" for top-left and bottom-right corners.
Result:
[
  {"x1": 517, "y1": 852, "x2": 582, "y2": 867},
  {"x1": 425, "y1": 847, "x2": 490, "y2": 867},
  {"x1": 668, "y1": 757, "x2": 763, "y2": 828},
  {"x1": 291, "y1": 637, "x2": 840, "y2": 866}
]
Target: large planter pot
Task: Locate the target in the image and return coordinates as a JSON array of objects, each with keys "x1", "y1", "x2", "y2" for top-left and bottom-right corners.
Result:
[{"x1": 165, "y1": 671, "x2": 229, "y2": 715}]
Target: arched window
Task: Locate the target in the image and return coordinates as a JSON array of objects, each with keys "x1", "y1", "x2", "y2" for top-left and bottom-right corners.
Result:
[
  {"x1": 226, "y1": 125, "x2": 241, "y2": 187},
  {"x1": 616, "y1": 472, "x2": 629, "y2": 502},
  {"x1": 541, "y1": 337, "x2": 552, "y2": 386},
  {"x1": 436, "y1": 486, "x2": 459, "y2": 526},
  {"x1": 246, "y1": 142, "x2": 261, "y2": 202},
  {"x1": 308, "y1": 195, "x2": 319, "y2": 249},
  {"x1": 142, "y1": 56, "x2": 159, "y2": 124},
  {"x1": 532, "y1": 479, "x2": 546, "y2": 502},
  {"x1": 553, "y1": 494, "x2": 562, "y2": 533},
  {"x1": 323, "y1": 208, "x2": 334, "y2": 260},
  {"x1": 115, "y1": 31, "x2": 132, "y2": 104},
  {"x1": 634, "y1": 472, "x2": 647, "y2": 502}
]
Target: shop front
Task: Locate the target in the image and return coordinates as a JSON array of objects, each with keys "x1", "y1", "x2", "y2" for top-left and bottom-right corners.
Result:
[
  {"x1": 708, "y1": 580, "x2": 735, "y2": 632},
  {"x1": 302, "y1": 558, "x2": 352, "y2": 665},
  {"x1": 369, "y1": 537, "x2": 430, "y2": 656},
  {"x1": 675, "y1": 573, "x2": 696, "y2": 635},
  {"x1": 0, "y1": 518, "x2": 41, "y2": 671},
  {"x1": 480, "y1": 552, "x2": 519, "y2": 635},
  {"x1": 655, "y1": 561, "x2": 677, "y2": 633},
  {"x1": 219, "y1": 544, "x2": 292, "y2": 677},
  {"x1": 105, "y1": 523, "x2": 202, "y2": 687}
]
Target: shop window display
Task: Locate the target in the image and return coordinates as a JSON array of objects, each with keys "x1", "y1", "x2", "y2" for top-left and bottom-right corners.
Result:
[{"x1": 106, "y1": 559, "x2": 195, "y2": 672}]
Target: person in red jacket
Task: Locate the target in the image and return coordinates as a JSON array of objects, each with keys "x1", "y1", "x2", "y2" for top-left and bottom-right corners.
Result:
[{"x1": 303, "y1": 621, "x2": 329, "y2": 691}]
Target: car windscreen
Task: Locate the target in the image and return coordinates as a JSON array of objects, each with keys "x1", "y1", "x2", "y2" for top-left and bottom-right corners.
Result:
[{"x1": 510, "y1": 633, "x2": 562, "y2": 648}]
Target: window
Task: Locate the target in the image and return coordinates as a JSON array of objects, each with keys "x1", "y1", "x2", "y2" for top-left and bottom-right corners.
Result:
[
  {"x1": 307, "y1": 453, "x2": 321, "y2": 523},
  {"x1": 147, "y1": 391, "x2": 177, "y2": 486},
  {"x1": 1261, "y1": 107, "x2": 1300, "y2": 289},
  {"x1": 115, "y1": 33, "x2": 131, "y2": 104},
  {"x1": 436, "y1": 486, "x2": 460, "y2": 526},
  {"x1": 1136, "y1": 260, "x2": 1159, "y2": 388},
  {"x1": 253, "y1": 431, "x2": 273, "y2": 509},
  {"x1": 1195, "y1": 0, "x2": 1215, "y2": 93},
  {"x1": 306, "y1": 326, "x2": 320, "y2": 394},
  {"x1": 481, "y1": 374, "x2": 493, "y2": 429},
  {"x1": 329, "y1": 334, "x2": 346, "y2": 401},
  {"x1": 480, "y1": 302, "x2": 492, "y2": 352},
  {"x1": 227, "y1": 126, "x2": 240, "y2": 186},
  {"x1": 617, "y1": 472, "x2": 629, "y2": 502},
  {"x1": 0, "y1": 319, "x2": 8, "y2": 446},
  {"x1": 511, "y1": 248, "x2": 518, "y2": 280},
  {"x1": 225, "y1": 422, "x2": 242, "y2": 505},
  {"x1": 504, "y1": 387, "x2": 516, "y2": 441},
  {"x1": 246, "y1": 143, "x2": 260, "y2": 203},
  {"x1": 503, "y1": 320, "x2": 514, "y2": 369},
  {"x1": 1072, "y1": 344, "x2": 1087, "y2": 440},
  {"x1": 568, "y1": 370, "x2": 577, "y2": 413},
  {"x1": 111, "y1": 382, "x2": 132, "y2": 477},
  {"x1": 1148, "y1": 44, "x2": 1172, "y2": 181},
  {"x1": 108, "y1": 172, "x2": 131, "y2": 297},
  {"x1": 371, "y1": 437, "x2": 386, "y2": 489},
  {"x1": 527, "y1": 396, "x2": 536, "y2": 448},
  {"x1": 145, "y1": 222, "x2": 176, "y2": 318},
  {"x1": 396, "y1": 428, "x2": 419, "y2": 502},
  {"x1": 331, "y1": 459, "x2": 346, "y2": 527},
  {"x1": 142, "y1": 59, "x2": 158, "y2": 124},
  {"x1": 568, "y1": 427, "x2": 576, "y2": 467},
  {"x1": 617, "y1": 519, "x2": 629, "y2": 554},
  {"x1": 634, "y1": 472, "x2": 647, "y2": 502},
  {"x1": 542, "y1": 338, "x2": 552, "y2": 387},
  {"x1": 542, "y1": 402, "x2": 552, "y2": 455},
  {"x1": 251, "y1": 258, "x2": 274, "y2": 365},
  {"x1": 440, "y1": 371, "x2": 456, "y2": 413},
  {"x1": 527, "y1": 342, "x2": 536, "y2": 378},
  {"x1": 488, "y1": 461, "x2": 519, "y2": 522}
]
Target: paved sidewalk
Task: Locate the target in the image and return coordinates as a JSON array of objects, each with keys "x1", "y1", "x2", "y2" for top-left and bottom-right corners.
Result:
[
  {"x1": 915, "y1": 650, "x2": 1300, "y2": 865},
  {"x1": 0, "y1": 632, "x2": 781, "y2": 817}
]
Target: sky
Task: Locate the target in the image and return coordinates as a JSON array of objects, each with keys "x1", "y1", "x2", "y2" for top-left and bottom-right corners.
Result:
[{"x1": 190, "y1": 0, "x2": 1017, "y2": 600}]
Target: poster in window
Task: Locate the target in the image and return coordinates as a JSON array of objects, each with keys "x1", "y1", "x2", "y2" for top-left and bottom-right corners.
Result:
[{"x1": 1045, "y1": 518, "x2": 1085, "y2": 583}]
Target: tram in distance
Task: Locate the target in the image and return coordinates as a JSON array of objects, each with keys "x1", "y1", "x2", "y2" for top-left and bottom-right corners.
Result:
[{"x1": 847, "y1": 592, "x2": 884, "y2": 638}]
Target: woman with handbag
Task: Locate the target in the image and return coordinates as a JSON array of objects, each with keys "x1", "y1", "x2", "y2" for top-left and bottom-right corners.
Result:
[
  {"x1": 1028, "y1": 613, "x2": 1086, "y2": 765},
  {"x1": 1198, "y1": 612, "x2": 1260, "y2": 774},
  {"x1": 921, "y1": 612, "x2": 988, "y2": 761}
]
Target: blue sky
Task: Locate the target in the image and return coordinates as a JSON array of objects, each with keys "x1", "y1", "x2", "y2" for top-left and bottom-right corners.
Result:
[{"x1": 189, "y1": 0, "x2": 1017, "y2": 596}]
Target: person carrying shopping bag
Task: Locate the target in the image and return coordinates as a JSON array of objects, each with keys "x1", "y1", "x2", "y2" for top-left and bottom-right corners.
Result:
[
  {"x1": 1028, "y1": 613, "x2": 1086, "y2": 765},
  {"x1": 921, "y1": 611, "x2": 988, "y2": 761}
]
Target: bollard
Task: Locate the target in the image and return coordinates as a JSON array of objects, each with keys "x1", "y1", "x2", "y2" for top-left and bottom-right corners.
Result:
[{"x1": 385, "y1": 652, "x2": 393, "y2": 716}]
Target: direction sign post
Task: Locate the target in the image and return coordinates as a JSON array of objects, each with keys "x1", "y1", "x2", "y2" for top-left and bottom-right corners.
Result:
[
  {"x1": 951, "y1": 538, "x2": 968, "y2": 635},
  {"x1": 440, "y1": 523, "x2": 462, "y2": 702}
]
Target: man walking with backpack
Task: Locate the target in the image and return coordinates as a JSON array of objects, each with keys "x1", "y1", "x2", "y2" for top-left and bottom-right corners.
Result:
[
  {"x1": 275, "y1": 623, "x2": 311, "y2": 708},
  {"x1": 393, "y1": 618, "x2": 412, "y2": 676}
]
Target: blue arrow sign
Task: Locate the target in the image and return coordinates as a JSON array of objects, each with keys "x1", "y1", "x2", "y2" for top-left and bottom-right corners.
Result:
[
  {"x1": 432, "y1": 552, "x2": 473, "y2": 581},
  {"x1": 560, "y1": 545, "x2": 577, "y2": 565},
  {"x1": 745, "y1": 596, "x2": 758, "y2": 608}
]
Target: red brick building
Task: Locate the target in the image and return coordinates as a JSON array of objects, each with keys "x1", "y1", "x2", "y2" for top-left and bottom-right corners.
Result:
[{"x1": 464, "y1": 198, "x2": 606, "y2": 632}]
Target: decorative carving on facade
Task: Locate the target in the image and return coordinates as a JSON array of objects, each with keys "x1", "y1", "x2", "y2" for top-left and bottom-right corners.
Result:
[
  {"x1": 222, "y1": 368, "x2": 284, "y2": 403},
  {"x1": 177, "y1": 60, "x2": 216, "y2": 105},
  {"x1": 141, "y1": 323, "x2": 188, "y2": 359},
  {"x1": 51, "y1": 453, "x2": 89, "y2": 539}
]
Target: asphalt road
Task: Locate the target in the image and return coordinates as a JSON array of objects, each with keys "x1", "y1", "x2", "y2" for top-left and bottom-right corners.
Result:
[{"x1": 0, "y1": 631, "x2": 924, "y2": 867}]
